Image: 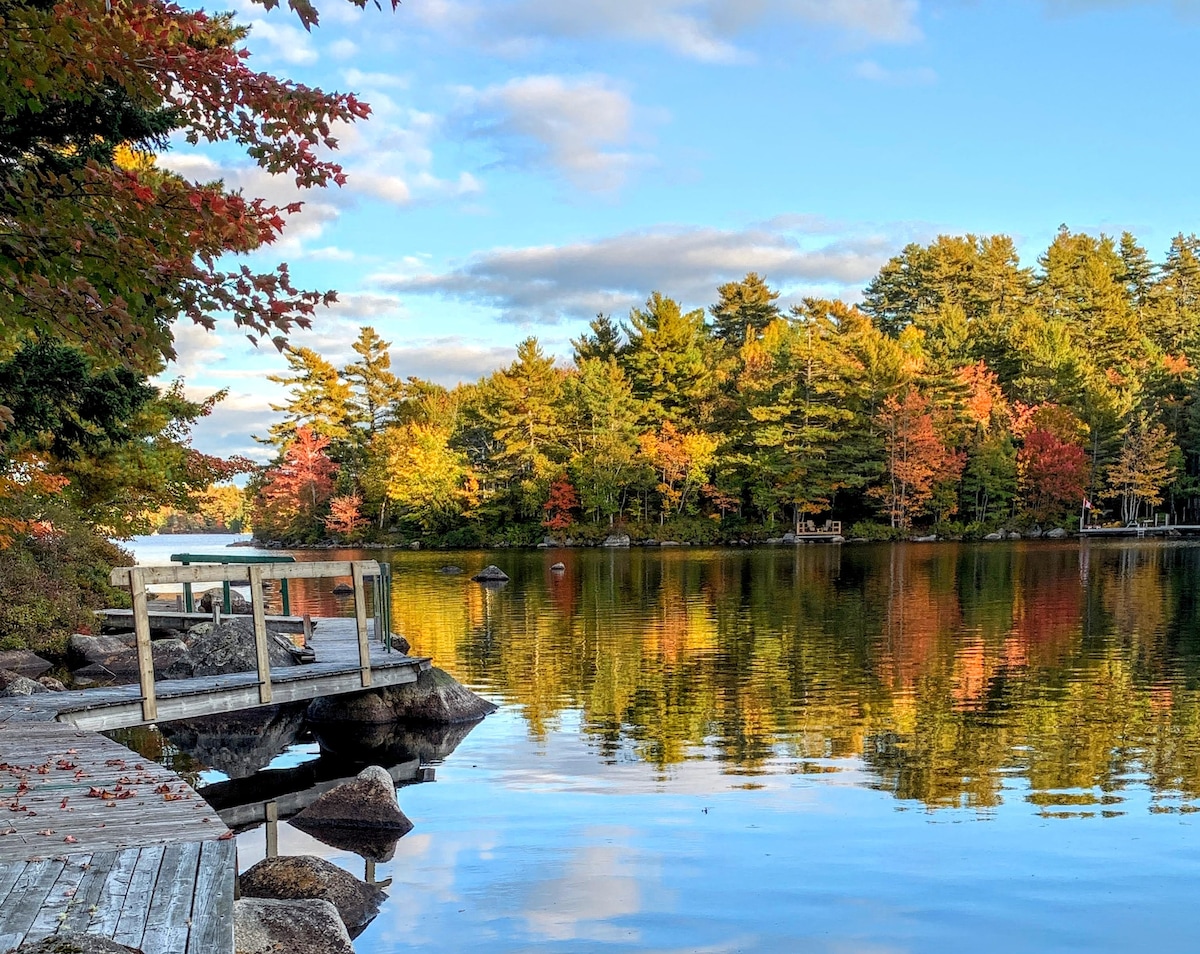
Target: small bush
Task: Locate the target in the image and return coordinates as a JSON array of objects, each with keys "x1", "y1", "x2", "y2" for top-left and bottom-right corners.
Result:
[{"x1": 847, "y1": 521, "x2": 906, "y2": 542}]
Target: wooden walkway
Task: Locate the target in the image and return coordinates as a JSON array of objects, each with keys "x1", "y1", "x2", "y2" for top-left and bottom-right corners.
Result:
[
  {"x1": 2, "y1": 619, "x2": 430, "y2": 733},
  {"x1": 0, "y1": 722, "x2": 235, "y2": 953}
]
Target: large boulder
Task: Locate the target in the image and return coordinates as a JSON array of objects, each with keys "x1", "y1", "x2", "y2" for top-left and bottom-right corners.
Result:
[
  {"x1": 0, "y1": 650, "x2": 52, "y2": 677},
  {"x1": 186, "y1": 618, "x2": 297, "y2": 677},
  {"x1": 311, "y1": 718, "x2": 480, "y2": 767},
  {"x1": 10, "y1": 934, "x2": 142, "y2": 953},
  {"x1": 234, "y1": 898, "x2": 352, "y2": 954},
  {"x1": 197, "y1": 588, "x2": 251, "y2": 615},
  {"x1": 239, "y1": 855, "x2": 385, "y2": 938},
  {"x1": 290, "y1": 766, "x2": 414, "y2": 860},
  {"x1": 306, "y1": 666, "x2": 497, "y2": 725},
  {"x1": 67, "y1": 637, "x2": 192, "y2": 686},
  {"x1": 0, "y1": 668, "x2": 47, "y2": 696},
  {"x1": 601, "y1": 533, "x2": 631, "y2": 548},
  {"x1": 471, "y1": 565, "x2": 509, "y2": 583}
]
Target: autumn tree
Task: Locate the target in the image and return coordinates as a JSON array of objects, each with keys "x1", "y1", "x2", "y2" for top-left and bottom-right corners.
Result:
[
  {"x1": 1105, "y1": 413, "x2": 1177, "y2": 524},
  {"x1": 871, "y1": 389, "x2": 965, "y2": 530},
  {"x1": 543, "y1": 477, "x2": 580, "y2": 533},
  {"x1": 253, "y1": 426, "x2": 338, "y2": 542}
]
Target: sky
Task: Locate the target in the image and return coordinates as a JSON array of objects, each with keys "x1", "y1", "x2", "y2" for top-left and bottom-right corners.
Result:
[{"x1": 164, "y1": 0, "x2": 1200, "y2": 460}]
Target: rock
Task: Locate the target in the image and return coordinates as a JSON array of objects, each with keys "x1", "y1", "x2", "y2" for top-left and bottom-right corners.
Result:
[
  {"x1": 311, "y1": 719, "x2": 480, "y2": 768},
  {"x1": 983, "y1": 531, "x2": 1004, "y2": 541},
  {"x1": 390, "y1": 633, "x2": 412, "y2": 655},
  {"x1": 239, "y1": 856, "x2": 385, "y2": 938},
  {"x1": 409, "y1": 541, "x2": 420, "y2": 550},
  {"x1": 11, "y1": 933, "x2": 143, "y2": 953},
  {"x1": 37, "y1": 676, "x2": 66, "y2": 691},
  {"x1": 829, "y1": 535, "x2": 846, "y2": 544},
  {"x1": 66, "y1": 633, "x2": 189, "y2": 686},
  {"x1": 1006, "y1": 530, "x2": 1022, "y2": 540},
  {"x1": 601, "y1": 533, "x2": 631, "y2": 548},
  {"x1": 437, "y1": 565, "x2": 463, "y2": 575},
  {"x1": 471, "y1": 565, "x2": 509, "y2": 583},
  {"x1": 550, "y1": 562, "x2": 566, "y2": 572},
  {"x1": 307, "y1": 666, "x2": 497, "y2": 725},
  {"x1": 331, "y1": 582, "x2": 354, "y2": 595},
  {"x1": 782, "y1": 532, "x2": 797, "y2": 544},
  {"x1": 1026, "y1": 529, "x2": 1044, "y2": 539},
  {"x1": 291, "y1": 765, "x2": 414, "y2": 848},
  {"x1": 660, "y1": 541, "x2": 681, "y2": 547},
  {"x1": 234, "y1": 898, "x2": 353, "y2": 954},
  {"x1": 1046, "y1": 527, "x2": 1069, "y2": 539},
  {"x1": 197, "y1": 588, "x2": 251, "y2": 615},
  {"x1": 186, "y1": 618, "x2": 297, "y2": 678},
  {"x1": 766, "y1": 537, "x2": 784, "y2": 545},
  {"x1": 0, "y1": 668, "x2": 47, "y2": 696},
  {"x1": 911, "y1": 534, "x2": 938, "y2": 543},
  {"x1": 0, "y1": 650, "x2": 52, "y2": 677}
]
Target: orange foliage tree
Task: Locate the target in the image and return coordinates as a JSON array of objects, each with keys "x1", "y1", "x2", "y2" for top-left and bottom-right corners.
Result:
[
  {"x1": 254, "y1": 427, "x2": 338, "y2": 542},
  {"x1": 871, "y1": 389, "x2": 965, "y2": 530}
]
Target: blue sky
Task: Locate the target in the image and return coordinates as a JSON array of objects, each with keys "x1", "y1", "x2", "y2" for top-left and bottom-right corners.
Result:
[{"x1": 166, "y1": 0, "x2": 1200, "y2": 459}]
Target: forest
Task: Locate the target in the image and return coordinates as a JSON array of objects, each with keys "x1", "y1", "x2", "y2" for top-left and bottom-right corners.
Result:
[{"x1": 251, "y1": 228, "x2": 1200, "y2": 546}]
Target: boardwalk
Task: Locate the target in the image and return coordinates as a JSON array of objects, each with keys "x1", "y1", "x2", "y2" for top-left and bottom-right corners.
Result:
[
  {"x1": 0, "y1": 721, "x2": 235, "y2": 953},
  {"x1": 1, "y1": 619, "x2": 430, "y2": 733}
]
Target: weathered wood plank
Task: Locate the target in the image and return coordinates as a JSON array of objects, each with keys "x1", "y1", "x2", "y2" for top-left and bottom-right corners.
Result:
[
  {"x1": 112, "y1": 845, "x2": 167, "y2": 949},
  {"x1": 111, "y1": 560, "x2": 380, "y2": 587},
  {"x1": 351, "y1": 562, "x2": 372, "y2": 688},
  {"x1": 56, "y1": 850, "x2": 120, "y2": 935},
  {"x1": 129, "y1": 567, "x2": 158, "y2": 722},
  {"x1": 99, "y1": 609, "x2": 308, "y2": 635},
  {"x1": 0, "y1": 858, "x2": 68, "y2": 951},
  {"x1": 139, "y1": 841, "x2": 202, "y2": 954},
  {"x1": 25, "y1": 853, "x2": 94, "y2": 941},
  {"x1": 248, "y1": 566, "x2": 273, "y2": 705},
  {"x1": 86, "y1": 848, "x2": 141, "y2": 938},
  {"x1": 185, "y1": 839, "x2": 236, "y2": 954}
]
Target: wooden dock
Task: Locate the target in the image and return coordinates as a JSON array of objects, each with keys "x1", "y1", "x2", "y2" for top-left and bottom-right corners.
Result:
[
  {"x1": 0, "y1": 721, "x2": 235, "y2": 953},
  {"x1": 0, "y1": 559, "x2": 434, "y2": 954}
]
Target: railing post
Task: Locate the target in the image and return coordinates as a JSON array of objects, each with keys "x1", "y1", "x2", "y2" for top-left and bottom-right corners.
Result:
[
  {"x1": 249, "y1": 566, "x2": 273, "y2": 704},
  {"x1": 281, "y1": 579, "x2": 290, "y2": 617},
  {"x1": 129, "y1": 567, "x2": 158, "y2": 723},
  {"x1": 351, "y1": 562, "x2": 372, "y2": 688}
]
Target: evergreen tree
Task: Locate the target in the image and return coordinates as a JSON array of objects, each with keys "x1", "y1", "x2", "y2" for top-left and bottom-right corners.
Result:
[
  {"x1": 622, "y1": 292, "x2": 718, "y2": 428},
  {"x1": 263, "y1": 346, "x2": 354, "y2": 448},
  {"x1": 343, "y1": 326, "x2": 400, "y2": 439},
  {"x1": 709, "y1": 272, "x2": 781, "y2": 348},
  {"x1": 571, "y1": 315, "x2": 624, "y2": 364}
]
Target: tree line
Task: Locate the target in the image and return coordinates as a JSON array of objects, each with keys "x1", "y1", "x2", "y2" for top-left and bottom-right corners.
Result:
[{"x1": 251, "y1": 228, "x2": 1200, "y2": 545}]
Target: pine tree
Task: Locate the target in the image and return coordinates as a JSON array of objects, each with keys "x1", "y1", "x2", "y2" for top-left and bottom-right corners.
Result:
[
  {"x1": 621, "y1": 292, "x2": 718, "y2": 428},
  {"x1": 263, "y1": 347, "x2": 353, "y2": 448},
  {"x1": 571, "y1": 315, "x2": 624, "y2": 364},
  {"x1": 709, "y1": 272, "x2": 781, "y2": 348},
  {"x1": 343, "y1": 327, "x2": 400, "y2": 439}
]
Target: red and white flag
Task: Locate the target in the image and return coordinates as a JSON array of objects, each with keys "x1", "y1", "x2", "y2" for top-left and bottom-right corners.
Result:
[{"x1": 1083, "y1": 498, "x2": 1093, "y2": 510}]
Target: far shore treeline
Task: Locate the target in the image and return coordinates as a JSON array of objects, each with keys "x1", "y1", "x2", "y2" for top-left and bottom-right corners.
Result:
[{"x1": 246, "y1": 229, "x2": 1200, "y2": 547}]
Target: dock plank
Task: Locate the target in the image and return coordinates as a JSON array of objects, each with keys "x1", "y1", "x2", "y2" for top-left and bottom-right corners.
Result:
[
  {"x1": 112, "y1": 845, "x2": 166, "y2": 949},
  {"x1": 25, "y1": 854, "x2": 94, "y2": 941},
  {"x1": 139, "y1": 841, "x2": 202, "y2": 954},
  {"x1": 56, "y1": 849, "x2": 120, "y2": 935},
  {"x1": 186, "y1": 839, "x2": 236, "y2": 954},
  {"x1": 0, "y1": 858, "x2": 67, "y2": 951}
]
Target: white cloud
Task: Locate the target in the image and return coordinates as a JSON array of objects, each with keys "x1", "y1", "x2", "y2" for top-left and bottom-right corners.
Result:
[
  {"x1": 343, "y1": 69, "x2": 410, "y2": 90},
  {"x1": 328, "y1": 38, "x2": 359, "y2": 60},
  {"x1": 410, "y1": 0, "x2": 923, "y2": 62},
  {"x1": 467, "y1": 75, "x2": 644, "y2": 191},
  {"x1": 378, "y1": 219, "x2": 928, "y2": 325},
  {"x1": 854, "y1": 60, "x2": 938, "y2": 84},
  {"x1": 245, "y1": 18, "x2": 320, "y2": 65}
]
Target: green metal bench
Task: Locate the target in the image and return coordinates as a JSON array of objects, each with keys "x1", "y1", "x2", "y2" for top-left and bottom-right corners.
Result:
[{"x1": 171, "y1": 553, "x2": 296, "y2": 615}]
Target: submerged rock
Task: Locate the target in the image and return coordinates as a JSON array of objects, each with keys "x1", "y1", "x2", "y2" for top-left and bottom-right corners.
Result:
[
  {"x1": 0, "y1": 668, "x2": 47, "y2": 696},
  {"x1": 186, "y1": 618, "x2": 297, "y2": 678},
  {"x1": 0, "y1": 650, "x2": 52, "y2": 677},
  {"x1": 332, "y1": 582, "x2": 354, "y2": 595},
  {"x1": 239, "y1": 855, "x2": 385, "y2": 938},
  {"x1": 306, "y1": 666, "x2": 497, "y2": 725},
  {"x1": 13, "y1": 933, "x2": 143, "y2": 953},
  {"x1": 234, "y1": 897, "x2": 353, "y2": 954},
  {"x1": 471, "y1": 564, "x2": 509, "y2": 583},
  {"x1": 436, "y1": 565, "x2": 463, "y2": 575}
]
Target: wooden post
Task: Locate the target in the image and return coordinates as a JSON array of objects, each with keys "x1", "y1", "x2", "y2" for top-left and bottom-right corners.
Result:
[
  {"x1": 249, "y1": 566, "x2": 273, "y2": 704},
  {"x1": 351, "y1": 562, "x2": 372, "y2": 688},
  {"x1": 129, "y1": 567, "x2": 158, "y2": 723},
  {"x1": 265, "y1": 801, "x2": 279, "y2": 859}
]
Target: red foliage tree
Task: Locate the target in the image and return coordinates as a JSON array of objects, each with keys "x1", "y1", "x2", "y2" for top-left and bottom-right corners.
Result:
[
  {"x1": 1017, "y1": 429, "x2": 1090, "y2": 522},
  {"x1": 871, "y1": 389, "x2": 966, "y2": 529},
  {"x1": 255, "y1": 427, "x2": 337, "y2": 541},
  {"x1": 543, "y1": 477, "x2": 580, "y2": 533},
  {"x1": 325, "y1": 492, "x2": 368, "y2": 540}
]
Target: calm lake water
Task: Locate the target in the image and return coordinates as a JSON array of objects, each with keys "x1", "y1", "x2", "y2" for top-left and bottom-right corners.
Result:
[{"x1": 121, "y1": 536, "x2": 1200, "y2": 952}]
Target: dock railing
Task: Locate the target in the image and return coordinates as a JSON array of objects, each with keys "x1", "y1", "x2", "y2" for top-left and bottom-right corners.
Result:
[{"x1": 110, "y1": 560, "x2": 384, "y2": 723}]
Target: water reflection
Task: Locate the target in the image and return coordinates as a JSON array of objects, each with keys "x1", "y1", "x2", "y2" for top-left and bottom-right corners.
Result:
[{"x1": 263, "y1": 541, "x2": 1200, "y2": 814}]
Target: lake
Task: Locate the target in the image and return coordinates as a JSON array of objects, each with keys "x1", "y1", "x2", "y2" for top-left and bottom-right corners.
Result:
[{"x1": 121, "y1": 536, "x2": 1200, "y2": 952}]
